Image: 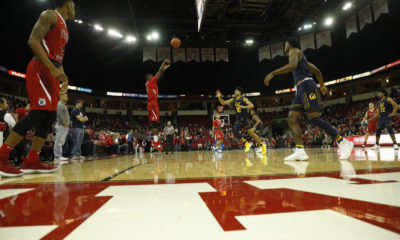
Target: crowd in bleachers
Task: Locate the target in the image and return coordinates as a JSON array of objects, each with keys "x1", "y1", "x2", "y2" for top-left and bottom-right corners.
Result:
[{"x1": 1, "y1": 86, "x2": 400, "y2": 162}]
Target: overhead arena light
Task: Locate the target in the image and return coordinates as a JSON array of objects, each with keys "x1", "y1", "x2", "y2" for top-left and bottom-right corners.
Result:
[
  {"x1": 108, "y1": 29, "x2": 123, "y2": 38},
  {"x1": 151, "y1": 32, "x2": 159, "y2": 40},
  {"x1": 303, "y1": 24, "x2": 313, "y2": 29},
  {"x1": 342, "y1": 2, "x2": 353, "y2": 10},
  {"x1": 324, "y1": 17, "x2": 334, "y2": 26},
  {"x1": 146, "y1": 35, "x2": 153, "y2": 41},
  {"x1": 298, "y1": 27, "x2": 302, "y2": 31},
  {"x1": 245, "y1": 39, "x2": 254, "y2": 45},
  {"x1": 94, "y1": 24, "x2": 104, "y2": 32},
  {"x1": 125, "y1": 35, "x2": 137, "y2": 43}
]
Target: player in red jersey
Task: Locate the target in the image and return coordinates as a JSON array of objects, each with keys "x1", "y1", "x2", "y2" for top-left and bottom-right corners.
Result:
[
  {"x1": 361, "y1": 102, "x2": 378, "y2": 148},
  {"x1": 212, "y1": 113, "x2": 225, "y2": 153},
  {"x1": 0, "y1": 0, "x2": 75, "y2": 177},
  {"x1": 145, "y1": 59, "x2": 171, "y2": 152}
]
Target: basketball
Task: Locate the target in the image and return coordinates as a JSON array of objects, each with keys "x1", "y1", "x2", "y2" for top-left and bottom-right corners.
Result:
[{"x1": 171, "y1": 37, "x2": 181, "y2": 48}]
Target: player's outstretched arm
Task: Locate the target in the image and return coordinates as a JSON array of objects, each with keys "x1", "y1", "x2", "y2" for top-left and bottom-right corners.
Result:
[
  {"x1": 264, "y1": 49, "x2": 299, "y2": 87},
  {"x1": 155, "y1": 59, "x2": 171, "y2": 79},
  {"x1": 28, "y1": 10, "x2": 67, "y2": 83},
  {"x1": 388, "y1": 97, "x2": 399, "y2": 117},
  {"x1": 216, "y1": 90, "x2": 233, "y2": 105}
]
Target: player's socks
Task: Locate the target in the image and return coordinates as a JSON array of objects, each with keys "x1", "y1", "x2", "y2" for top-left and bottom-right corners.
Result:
[
  {"x1": 335, "y1": 136, "x2": 344, "y2": 144},
  {"x1": 0, "y1": 143, "x2": 14, "y2": 158}
]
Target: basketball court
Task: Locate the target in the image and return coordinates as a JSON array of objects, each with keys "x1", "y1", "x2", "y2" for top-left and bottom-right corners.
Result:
[
  {"x1": 1, "y1": 0, "x2": 400, "y2": 239},
  {"x1": 1, "y1": 148, "x2": 400, "y2": 239}
]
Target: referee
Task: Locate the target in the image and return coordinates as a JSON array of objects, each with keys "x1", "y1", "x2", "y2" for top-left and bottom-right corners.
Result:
[{"x1": 163, "y1": 121, "x2": 175, "y2": 154}]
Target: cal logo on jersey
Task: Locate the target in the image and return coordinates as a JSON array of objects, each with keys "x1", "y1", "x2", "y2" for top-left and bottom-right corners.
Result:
[{"x1": 309, "y1": 93, "x2": 317, "y2": 100}]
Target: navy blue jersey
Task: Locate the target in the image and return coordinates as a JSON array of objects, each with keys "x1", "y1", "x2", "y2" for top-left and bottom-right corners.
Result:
[
  {"x1": 233, "y1": 96, "x2": 248, "y2": 119},
  {"x1": 378, "y1": 97, "x2": 393, "y2": 118},
  {"x1": 292, "y1": 52, "x2": 313, "y2": 85}
]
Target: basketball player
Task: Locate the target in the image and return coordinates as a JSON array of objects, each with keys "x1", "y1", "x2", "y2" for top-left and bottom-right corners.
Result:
[
  {"x1": 145, "y1": 59, "x2": 171, "y2": 152},
  {"x1": 212, "y1": 113, "x2": 224, "y2": 153},
  {"x1": 370, "y1": 89, "x2": 399, "y2": 150},
  {"x1": 361, "y1": 102, "x2": 378, "y2": 148},
  {"x1": 249, "y1": 109, "x2": 264, "y2": 153},
  {"x1": 264, "y1": 37, "x2": 353, "y2": 161},
  {"x1": 216, "y1": 88, "x2": 267, "y2": 155},
  {"x1": 0, "y1": 0, "x2": 74, "y2": 177}
]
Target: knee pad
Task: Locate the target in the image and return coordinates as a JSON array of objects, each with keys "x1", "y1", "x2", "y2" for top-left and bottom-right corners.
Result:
[
  {"x1": 13, "y1": 110, "x2": 48, "y2": 137},
  {"x1": 34, "y1": 111, "x2": 57, "y2": 139}
]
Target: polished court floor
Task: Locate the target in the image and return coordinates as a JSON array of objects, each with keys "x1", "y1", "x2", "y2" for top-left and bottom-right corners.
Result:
[{"x1": 1, "y1": 147, "x2": 400, "y2": 239}]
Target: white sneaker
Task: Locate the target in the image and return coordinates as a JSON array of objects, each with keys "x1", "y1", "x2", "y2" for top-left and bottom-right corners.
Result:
[
  {"x1": 370, "y1": 144, "x2": 380, "y2": 150},
  {"x1": 284, "y1": 148, "x2": 309, "y2": 161},
  {"x1": 394, "y1": 144, "x2": 399, "y2": 150},
  {"x1": 338, "y1": 140, "x2": 354, "y2": 160},
  {"x1": 256, "y1": 147, "x2": 262, "y2": 153}
]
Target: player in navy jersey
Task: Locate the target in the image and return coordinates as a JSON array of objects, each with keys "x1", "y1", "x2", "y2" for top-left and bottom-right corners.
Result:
[
  {"x1": 264, "y1": 37, "x2": 353, "y2": 161},
  {"x1": 370, "y1": 89, "x2": 399, "y2": 150},
  {"x1": 216, "y1": 88, "x2": 266, "y2": 155}
]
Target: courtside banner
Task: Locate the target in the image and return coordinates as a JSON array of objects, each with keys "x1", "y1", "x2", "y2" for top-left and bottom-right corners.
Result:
[{"x1": 345, "y1": 134, "x2": 400, "y2": 146}]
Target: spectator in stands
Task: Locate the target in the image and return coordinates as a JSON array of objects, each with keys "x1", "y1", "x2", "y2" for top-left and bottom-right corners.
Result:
[
  {"x1": 0, "y1": 98, "x2": 16, "y2": 137},
  {"x1": 163, "y1": 121, "x2": 174, "y2": 154},
  {"x1": 116, "y1": 133, "x2": 128, "y2": 154},
  {"x1": 63, "y1": 130, "x2": 74, "y2": 159},
  {"x1": 54, "y1": 93, "x2": 69, "y2": 161},
  {"x1": 71, "y1": 100, "x2": 88, "y2": 160},
  {"x1": 105, "y1": 133, "x2": 118, "y2": 156},
  {"x1": 14, "y1": 103, "x2": 30, "y2": 122},
  {"x1": 127, "y1": 130, "x2": 134, "y2": 154},
  {"x1": 0, "y1": 98, "x2": 26, "y2": 164},
  {"x1": 82, "y1": 129, "x2": 95, "y2": 158}
]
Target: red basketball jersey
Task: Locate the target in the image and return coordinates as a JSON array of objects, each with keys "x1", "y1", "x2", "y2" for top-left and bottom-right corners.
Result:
[
  {"x1": 146, "y1": 76, "x2": 158, "y2": 102},
  {"x1": 213, "y1": 119, "x2": 223, "y2": 130},
  {"x1": 40, "y1": 10, "x2": 69, "y2": 64},
  {"x1": 367, "y1": 109, "x2": 378, "y2": 123}
]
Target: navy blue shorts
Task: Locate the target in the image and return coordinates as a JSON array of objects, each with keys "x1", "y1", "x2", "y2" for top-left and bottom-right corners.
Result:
[
  {"x1": 378, "y1": 116, "x2": 392, "y2": 129},
  {"x1": 245, "y1": 118, "x2": 263, "y2": 131},
  {"x1": 255, "y1": 124, "x2": 263, "y2": 133},
  {"x1": 236, "y1": 114, "x2": 248, "y2": 124},
  {"x1": 290, "y1": 80, "x2": 323, "y2": 113}
]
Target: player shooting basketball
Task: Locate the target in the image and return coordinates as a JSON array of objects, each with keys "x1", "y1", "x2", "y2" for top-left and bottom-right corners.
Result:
[{"x1": 145, "y1": 59, "x2": 171, "y2": 151}]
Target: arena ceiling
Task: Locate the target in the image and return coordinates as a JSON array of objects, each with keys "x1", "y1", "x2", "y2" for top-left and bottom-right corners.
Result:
[{"x1": 0, "y1": 0, "x2": 399, "y2": 95}]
